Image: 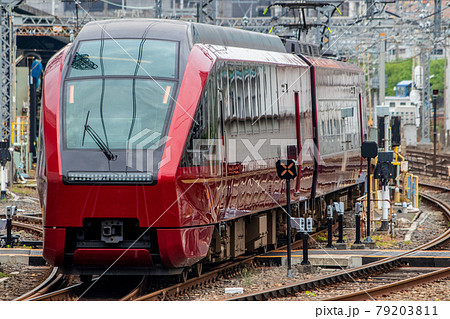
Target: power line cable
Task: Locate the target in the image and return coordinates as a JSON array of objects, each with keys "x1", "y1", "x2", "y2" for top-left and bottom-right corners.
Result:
[{"x1": 96, "y1": 0, "x2": 155, "y2": 10}]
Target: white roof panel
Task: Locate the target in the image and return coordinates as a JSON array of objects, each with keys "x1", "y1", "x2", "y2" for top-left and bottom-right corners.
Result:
[{"x1": 199, "y1": 44, "x2": 308, "y2": 67}]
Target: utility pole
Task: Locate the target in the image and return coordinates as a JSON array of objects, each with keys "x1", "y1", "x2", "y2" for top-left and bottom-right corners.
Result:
[
  {"x1": 420, "y1": 47, "x2": 431, "y2": 143},
  {"x1": 432, "y1": 0, "x2": 441, "y2": 149},
  {"x1": 445, "y1": 37, "x2": 450, "y2": 147},
  {"x1": 365, "y1": 0, "x2": 375, "y2": 20},
  {"x1": 379, "y1": 33, "x2": 386, "y2": 106},
  {"x1": 432, "y1": 90, "x2": 438, "y2": 177},
  {"x1": 434, "y1": 0, "x2": 441, "y2": 39},
  {"x1": 155, "y1": 0, "x2": 162, "y2": 18}
]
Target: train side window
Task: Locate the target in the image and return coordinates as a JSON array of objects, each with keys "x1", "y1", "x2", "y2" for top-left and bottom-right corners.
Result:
[
  {"x1": 219, "y1": 62, "x2": 228, "y2": 137},
  {"x1": 237, "y1": 63, "x2": 246, "y2": 134},
  {"x1": 271, "y1": 66, "x2": 280, "y2": 132},
  {"x1": 229, "y1": 64, "x2": 238, "y2": 135},
  {"x1": 209, "y1": 67, "x2": 218, "y2": 141},
  {"x1": 180, "y1": 86, "x2": 208, "y2": 167},
  {"x1": 249, "y1": 65, "x2": 256, "y2": 134},
  {"x1": 208, "y1": 66, "x2": 221, "y2": 172},
  {"x1": 265, "y1": 66, "x2": 273, "y2": 132},
  {"x1": 37, "y1": 110, "x2": 46, "y2": 178},
  {"x1": 252, "y1": 66, "x2": 261, "y2": 134},
  {"x1": 243, "y1": 64, "x2": 252, "y2": 134},
  {"x1": 180, "y1": 71, "x2": 223, "y2": 167},
  {"x1": 259, "y1": 66, "x2": 267, "y2": 133}
]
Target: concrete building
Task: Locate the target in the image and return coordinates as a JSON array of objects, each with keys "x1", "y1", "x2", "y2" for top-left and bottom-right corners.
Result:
[{"x1": 385, "y1": 80, "x2": 417, "y2": 126}]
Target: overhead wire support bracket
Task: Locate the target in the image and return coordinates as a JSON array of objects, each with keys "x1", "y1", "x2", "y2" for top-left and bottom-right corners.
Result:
[{"x1": 263, "y1": 0, "x2": 343, "y2": 47}]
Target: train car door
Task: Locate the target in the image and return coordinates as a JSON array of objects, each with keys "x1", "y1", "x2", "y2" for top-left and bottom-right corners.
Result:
[
  {"x1": 295, "y1": 65, "x2": 315, "y2": 199},
  {"x1": 277, "y1": 66, "x2": 302, "y2": 195}
]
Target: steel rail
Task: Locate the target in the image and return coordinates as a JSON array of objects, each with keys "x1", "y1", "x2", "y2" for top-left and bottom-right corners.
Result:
[
  {"x1": 33, "y1": 275, "x2": 153, "y2": 301},
  {"x1": 120, "y1": 276, "x2": 147, "y2": 301},
  {"x1": 419, "y1": 182, "x2": 450, "y2": 193},
  {"x1": 15, "y1": 214, "x2": 43, "y2": 225},
  {"x1": 133, "y1": 225, "x2": 337, "y2": 301},
  {"x1": 26, "y1": 282, "x2": 86, "y2": 301},
  {"x1": 134, "y1": 256, "x2": 254, "y2": 301},
  {"x1": 420, "y1": 193, "x2": 450, "y2": 227},
  {"x1": 324, "y1": 266, "x2": 450, "y2": 301},
  {"x1": 220, "y1": 191, "x2": 450, "y2": 301},
  {"x1": 11, "y1": 221, "x2": 43, "y2": 235},
  {"x1": 22, "y1": 278, "x2": 103, "y2": 301},
  {"x1": 14, "y1": 267, "x2": 65, "y2": 301}
]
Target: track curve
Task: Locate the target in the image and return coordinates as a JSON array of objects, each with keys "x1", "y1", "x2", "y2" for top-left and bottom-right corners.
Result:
[{"x1": 219, "y1": 188, "x2": 450, "y2": 301}]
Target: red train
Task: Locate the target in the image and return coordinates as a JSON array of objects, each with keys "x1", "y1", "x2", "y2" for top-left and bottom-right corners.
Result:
[{"x1": 37, "y1": 19, "x2": 367, "y2": 278}]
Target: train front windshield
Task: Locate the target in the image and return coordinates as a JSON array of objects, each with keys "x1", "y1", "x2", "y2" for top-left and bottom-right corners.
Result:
[{"x1": 63, "y1": 38, "x2": 178, "y2": 150}]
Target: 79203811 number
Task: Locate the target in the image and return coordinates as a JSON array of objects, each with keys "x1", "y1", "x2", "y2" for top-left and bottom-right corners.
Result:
[{"x1": 376, "y1": 306, "x2": 438, "y2": 316}]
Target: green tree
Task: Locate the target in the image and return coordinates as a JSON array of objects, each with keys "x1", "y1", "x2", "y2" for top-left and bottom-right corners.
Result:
[
  {"x1": 385, "y1": 58, "x2": 445, "y2": 99},
  {"x1": 430, "y1": 59, "x2": 445, "y2": 98},
  {"x1": 385, "y1": 59, "x2": 412, "y2": 96}
]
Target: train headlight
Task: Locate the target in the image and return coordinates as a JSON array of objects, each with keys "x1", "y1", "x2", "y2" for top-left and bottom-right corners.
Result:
[{"x1": 65, "y1": 172, "x2": 153, "y2": 184}]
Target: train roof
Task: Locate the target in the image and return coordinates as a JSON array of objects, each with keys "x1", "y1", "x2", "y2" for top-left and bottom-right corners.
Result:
[
  {"x1": 204, "y1": 44, "x2": 308, "y2": 67},
  {"x1": 76, "y1": 19, "x2": 286, "y2": 53},
  {"x1": 306, "y1": 56, "x2": 362, "y2": 73},
  {"x1": 74, "y1": 19, "x2": 362, "y2": 75}
]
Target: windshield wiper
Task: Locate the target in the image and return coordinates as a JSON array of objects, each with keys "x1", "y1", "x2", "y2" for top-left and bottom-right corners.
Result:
[{"x1": 82, "y1": 111, "x2": 117, "y2": 161}]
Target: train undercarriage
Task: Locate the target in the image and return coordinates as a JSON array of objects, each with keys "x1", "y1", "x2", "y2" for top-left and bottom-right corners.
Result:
[{"x1": 206, "y1": 183, "x2": 365, "y2": 264}]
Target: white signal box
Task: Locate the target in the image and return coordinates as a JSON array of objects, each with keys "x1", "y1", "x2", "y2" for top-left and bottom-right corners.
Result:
[{"x1": 401, "y1": 161, "x2": 408, "y2": 173}]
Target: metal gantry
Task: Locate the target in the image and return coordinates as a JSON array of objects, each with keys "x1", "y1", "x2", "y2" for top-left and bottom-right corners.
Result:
[
  {"x1": 14, "y1": 15, "x2": 75, "y2": 36},
  {"x1": 1, "y1": 0, "x2": 448, "y2": 147},
  {"x1": 198, "y1": 0, "x2": 216, "y2": 24},
  {"x1": 0, "y1": 0, "x2": 16, "y2": 143}
]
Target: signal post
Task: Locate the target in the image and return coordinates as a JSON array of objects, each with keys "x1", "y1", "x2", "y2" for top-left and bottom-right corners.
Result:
[{"x1": 276, "y1": 159, "x2": 297, "y2": 277}]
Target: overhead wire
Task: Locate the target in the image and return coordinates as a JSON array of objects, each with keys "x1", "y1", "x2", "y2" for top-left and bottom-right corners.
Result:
[{"x1": 96, "y1": 0, "x2": 155, "y2": 10}]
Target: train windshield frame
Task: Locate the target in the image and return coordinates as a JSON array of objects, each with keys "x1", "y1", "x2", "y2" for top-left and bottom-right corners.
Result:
[
  {"x1": 68, "y1": 38, "x2": 178, "y2": 78},
  {"x1": 62, "y1": 38, "x2": 179, "y2": 151}
]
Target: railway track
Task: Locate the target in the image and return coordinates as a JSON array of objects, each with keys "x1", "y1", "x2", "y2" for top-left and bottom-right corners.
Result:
[
  {"x1": 419, "y1": 182, "x2": 450, "y2": 194},
  {"x1": 130, "y1": 224, "x2": 338, "y2": 301},
  {"x1": 406, "y1": 150, "x2": 450, "y2": 180},
  {"x1": 14, "y1": 268, "x2": 68, "y2": 301},
  {"x1": 15, "y1": 270, "x2": 146, "y2": 301},
  {"x1": 11, "y1": 221, "x2": 43, "y2": 236},
  {"x1": 218, "y1": 187, "x2": 450, "y2": 301},
  {"x1": 324, "y1": 266, "x2": 450, "y2": 301},
  {"x1": 14, "y1": 225, "x2": 335, "y2": 301},
  {"x1": 131, "y1": 182, "x2": 448, "y2": 301},
  {"x1": 3, "y1": 213, "x2": 44, "y2": 239},
  {"x1": 15, "y1": 184, "x2": 449, "y2": 301},
  {"x1": 15, "y1": 213, "x2": 43, "y2": 225}
]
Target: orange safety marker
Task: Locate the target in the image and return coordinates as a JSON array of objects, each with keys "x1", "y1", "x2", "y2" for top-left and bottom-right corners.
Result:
[
  {"x1": 162, "y1": 85, "x2": 171, "y2": 104},
  {"x1": 69, "y1": 85, "x2": 75, "y2": 103}
]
